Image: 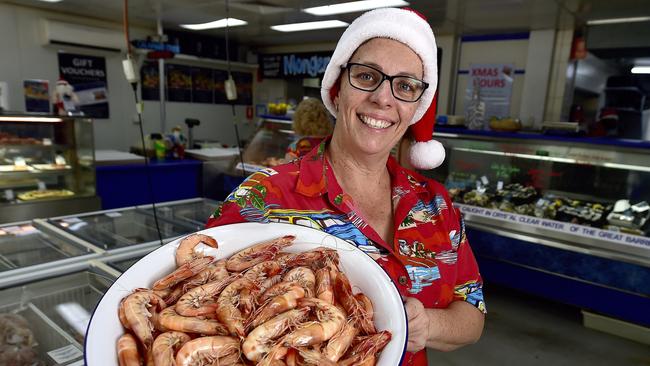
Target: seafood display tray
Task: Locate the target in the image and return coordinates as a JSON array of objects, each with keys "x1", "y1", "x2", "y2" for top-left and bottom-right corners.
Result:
[{"x1": 0, "y1": 270, "x2": 114, "y2": 365}]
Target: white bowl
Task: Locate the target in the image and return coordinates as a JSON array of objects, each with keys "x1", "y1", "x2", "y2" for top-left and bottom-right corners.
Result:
[{"x1": 85, "y1": 222, "x2": 406, "y2": 365}]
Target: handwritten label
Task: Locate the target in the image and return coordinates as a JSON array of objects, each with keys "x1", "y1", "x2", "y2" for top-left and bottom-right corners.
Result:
[
  {"x1": 456, "y1": 203, "x2": 650, "y2": 249},
  {"x1": 47, "y1": 344, "x2": 82, "y2": 364}
]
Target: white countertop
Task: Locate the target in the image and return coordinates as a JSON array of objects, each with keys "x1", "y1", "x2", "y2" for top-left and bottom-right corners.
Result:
[
  {"x1": 186, "y1": 147, "x2": 240, "y2": 161},
  {"x1": 95, "y1": 150, "x2": 146, "y2": 165}
]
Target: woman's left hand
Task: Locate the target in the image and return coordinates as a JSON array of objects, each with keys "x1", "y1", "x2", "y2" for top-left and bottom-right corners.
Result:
[{"x1": 404, "y1": 297, "x2": 430, "y2": 353}]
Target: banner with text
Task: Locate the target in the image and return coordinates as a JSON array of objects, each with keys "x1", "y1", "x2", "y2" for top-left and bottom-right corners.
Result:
[
  {"x1": 456, "y1": 203, "x2": 650, "y2": 250},
  {"x1": 465, "y1": 63, "x2": 514, "y2": 119},
  {"x1": 259, "y1": 52, "x2": 332, "y2": 79}
]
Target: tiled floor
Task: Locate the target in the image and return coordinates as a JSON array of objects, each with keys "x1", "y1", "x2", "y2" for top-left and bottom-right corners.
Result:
[{"x1": 427, "y1": 283, "x2": 650, "y2": 365}]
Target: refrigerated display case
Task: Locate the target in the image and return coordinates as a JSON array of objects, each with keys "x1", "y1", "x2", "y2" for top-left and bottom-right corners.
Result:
[
  {"x1": 47, "y1": 207, "x2": 195, "y2": 253},
  {"x1": 0, "y1": 115, "x2": 100, "y2": 223},
  {"x1": 137, "y1": 197, "x2": 219, "y2": 231},
  {"x1": 230, "y1": 115, "x2": 295, "y2": 174},
  {"x1": 0, "y1": 221, "x2": 97, "y2": 274},
  {"x1": 427, "y1": 128, "x2": 650, "y2": 326},
  {"x1": 0, "y1": 266, "x2": 117, "y2": 365}
]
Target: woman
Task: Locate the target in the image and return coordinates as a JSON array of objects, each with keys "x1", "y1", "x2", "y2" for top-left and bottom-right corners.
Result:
[
  {"x1": 207, "y1": 7, "x2": 485, "y2": 365},
  {"x1": 284, "y1": 97, "x2": 334, "y2": 161}
]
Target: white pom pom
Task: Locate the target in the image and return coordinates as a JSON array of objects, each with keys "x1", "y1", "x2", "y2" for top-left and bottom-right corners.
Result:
[{"x1": 409, "y1": 140, "x2": 446, "y2": 170}]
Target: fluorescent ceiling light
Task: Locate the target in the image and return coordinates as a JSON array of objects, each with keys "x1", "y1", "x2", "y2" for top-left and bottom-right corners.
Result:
[
  {"x1": 631, "y1": 66, "x2": 650, "y2": 74},
  {"x1": 180, "y1": 18, "x2": 247, "y2": 30},
  {"x1": 0, "y1": 116, "x2": 63, "y2": 122},
  {"x1": 303, "y1": 0, "x2": 409, "y2": 16},
  {"x1": 587, "y1": 16, "x2": 650, "y2": 25},
  {"x1": 38, "y1": 0, "x2": 64, "y2": 2},
  {"x1": 271, "y1": 20, "x2": 348, "y2": 32}
]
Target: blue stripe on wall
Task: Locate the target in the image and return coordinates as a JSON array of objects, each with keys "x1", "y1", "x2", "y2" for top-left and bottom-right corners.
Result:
[{"x1": 461, "y1": 32, "x2": 530, "y2": 42}]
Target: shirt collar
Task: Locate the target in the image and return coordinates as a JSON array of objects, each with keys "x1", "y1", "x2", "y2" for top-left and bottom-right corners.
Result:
[{"x1": 296, "y1": 137, "x2": 430, "y2": 200}]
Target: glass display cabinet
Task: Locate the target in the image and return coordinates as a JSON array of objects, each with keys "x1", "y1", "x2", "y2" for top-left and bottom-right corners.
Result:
[
  {"x1": 47, "y1": 207, "x2": 195, "y2": 253},
  {"x1": 230, "y1": 115, "x2": 295, "y2": 174},
  {"x1": 0, "y1": 115, "x2": 100, "y2": 223},
  {"x1": 427, "y1": 128, "x2": 650, "y2": 327},
  {"x1": 137, "y1": 197, "x2": 218, "y2": 231}
]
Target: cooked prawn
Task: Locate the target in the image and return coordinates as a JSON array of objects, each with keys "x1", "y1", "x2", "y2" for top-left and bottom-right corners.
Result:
[
  {"x1": 153, "y1": 256, "x2": 215, "y2": 291},
  {"x1": 323, "y1": 322, "x2": 358, "y2": 362},
  {"x1": 226, "y1": 235, "x2": 295, "y2": 272},
  {"x1": 242, "y1": 307, "x2": 310, "y2": 362},
  {"x1": 338, "y1": 331, "x2": 391, "y2": 366},
  {"x1": 297, "y1": 347, "x2": 337, "y2": 366},
  {"x1": 258, "y1": 274, "x2": 283, "y2": 295},
  {"x1": 281, "y1": 297, "x2": 346, "y2": 347},
  {"x1": 243, "y1": 261, "x2": 282, "y2": 285},
  {"x1": 315, "y1": 267, "x2": 333, "y2": 304},
  {"x1": 334, "y1": 272, "x2": 376, "y2": 335},
  {"x1": 175, "y1": 336, "x2": 239, "y2": 366},
  {"x1": 176, "y1": 234, "x2": 218, "y2": 267},
  {"x1": 158, "y1": 307, "x2": 229, "y2": 335},
  {"x1": 122, "y1": 290, "x2": 166, "y2": 349},
  {"x1": 216, "y1": 278, "x2": 258, "y2": 337},
  {"x1": 248, "y1": 284, "x2": 305, "y2": 330},
  {"x1": 183, "y1": 259, "x2": 229, "y2": 291},
  {"x1": 176, "y1": 275, "x2": 236, "y2": 317},
  {"x1": 278, "y1": 248, "x2": 339, "y2": 270},
  {"x1": 152, "y1": 331, "x2": 191, "y2": 366},
  {"x1": 117, "y1": 333, "x2": 141, "y2": 366},
  {"x1": 283, "y1": 266, "x2": 316, "y2": 298}
]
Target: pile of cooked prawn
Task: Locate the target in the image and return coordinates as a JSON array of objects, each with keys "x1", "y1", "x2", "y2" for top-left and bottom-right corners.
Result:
[{"x1": 117, "y1": 233, "x2": 392, "y2": 366}]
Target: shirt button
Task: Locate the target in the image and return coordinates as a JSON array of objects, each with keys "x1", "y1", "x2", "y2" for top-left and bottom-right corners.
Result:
[{"x1": 398, "y1": 276, "x2": 408, "y2": 285}]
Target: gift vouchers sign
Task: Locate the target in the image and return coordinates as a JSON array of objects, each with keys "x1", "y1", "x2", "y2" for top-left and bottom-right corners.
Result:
[{"x1": 58, "y1": 53, "x2": 109, "y2": 118}]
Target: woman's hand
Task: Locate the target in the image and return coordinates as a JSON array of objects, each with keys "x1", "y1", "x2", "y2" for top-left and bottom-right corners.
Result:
[
  {"x1": 404, "y1": 297, "x2": 485, "y2": 353},
  {"x1": 404, "y1": 297, "x2": 430, "y2": 353}
]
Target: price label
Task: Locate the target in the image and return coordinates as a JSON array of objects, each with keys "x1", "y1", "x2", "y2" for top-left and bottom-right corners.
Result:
[
  {"x1": 67, "y1": 360, "x2": 85, "y2": 366},
  {"x1": 497, "y1": 181, "x2": 504, "y2": 190},
  {"x1": 105, "y1": 212, "x2": 122, "y2": 218},
  {"x1": 55, "y1": 154, "x2": 67, "y2": 165},
  {"x1": 13, "y1": 156, "x2": 27, "y2": 168},
  {"x1": 481, "y1": 176, "x2": 489, "y2": 185},
  {"x1": 37, "y1": 181, "x2": 47, "y2": 191},
  {"x1": 42, "y1": 138, "x2": 52, "y2": 146},
  {"x1": 47, "y1": 345, "x2": 82, "y2": 364},
  {"x1": 4, "y1": 189, "x2": 14, "y2": 201},
  {"x1": 62, "y1": 217, "x2": 83, "y2": 224}
]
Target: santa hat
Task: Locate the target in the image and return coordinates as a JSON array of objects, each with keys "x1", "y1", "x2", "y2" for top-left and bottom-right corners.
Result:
[{"x1": 321, "y1": 7, "x2": 445, "y2": 169}]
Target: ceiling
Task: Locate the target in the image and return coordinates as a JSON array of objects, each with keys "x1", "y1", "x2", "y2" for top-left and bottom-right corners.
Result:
[{"x1": 8, "y1": 0, "x2": 650, "y2": 48}]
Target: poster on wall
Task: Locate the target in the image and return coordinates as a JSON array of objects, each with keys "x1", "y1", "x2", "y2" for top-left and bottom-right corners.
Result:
[
  {"x1": 166, "y1": 64, "x2": 192, "y2": 102},
  {"x1": 58, "y1": 53, "x2": 109, "y2": 118},
  {"x1": 232, "y1": 71, "x2": 253, "y2": 105},
  {"x1": 465, "y1": 63, "x2": 514, "y2": 119},
  {"x1": 23, "y1": 79, "x2": 50, "y2": 113},
  {"x1": 213, "y1": 70, "x2": 228, "y2": 104},
  {"x1": 140, "y1": 61, "x2": 160, "y2": 101},
  {"x1": 191, "y1": 67, "x2": 214, "y2": 103}
]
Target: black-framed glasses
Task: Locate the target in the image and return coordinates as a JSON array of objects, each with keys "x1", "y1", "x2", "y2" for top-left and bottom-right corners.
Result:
[{"x1": 342, "y1": 62, "x2": 429, "y2": 103}]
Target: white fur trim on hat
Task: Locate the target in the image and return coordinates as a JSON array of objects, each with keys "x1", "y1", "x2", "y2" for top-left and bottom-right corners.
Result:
[
  {"x1": 409, "y1": 139, "x2": 445, "y2": 170},
  {"x1": 321, "y1": 7, "x2": 437, "y2": 125}
]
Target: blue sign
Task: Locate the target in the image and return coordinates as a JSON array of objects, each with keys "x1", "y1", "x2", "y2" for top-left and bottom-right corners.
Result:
[{"x1": 260, "y1": 51, "x2": 332, "y2": 79}]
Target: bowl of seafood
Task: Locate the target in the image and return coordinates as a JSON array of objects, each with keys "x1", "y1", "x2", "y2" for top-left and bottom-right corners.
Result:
[{"x1": 85, "y1": 222, "x2": 407, "y2": 365}]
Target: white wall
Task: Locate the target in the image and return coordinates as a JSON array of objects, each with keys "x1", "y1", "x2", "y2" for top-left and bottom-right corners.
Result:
[
  {"x1": 520, "y1": 29, "x2": 555, "y2": 129},
  {"x1": 0, "y1": 3, "x2": 256, "y2": 151}
]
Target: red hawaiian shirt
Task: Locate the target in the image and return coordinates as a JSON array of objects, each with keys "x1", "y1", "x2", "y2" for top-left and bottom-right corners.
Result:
[{"x1": 207, "y1": 140, "x2": 485, "y2": 365}]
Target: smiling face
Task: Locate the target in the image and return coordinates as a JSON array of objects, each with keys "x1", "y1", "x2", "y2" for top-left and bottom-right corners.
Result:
[{"x1": 331, "y1": 38, "x2": 423, "y2": 159}]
